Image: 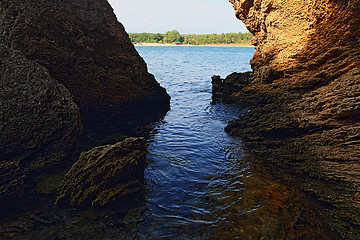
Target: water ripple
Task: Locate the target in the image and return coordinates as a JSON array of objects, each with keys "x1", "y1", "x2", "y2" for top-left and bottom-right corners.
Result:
[{"x1": 124, "y1": 46, "x2": 336, "y2": 239}]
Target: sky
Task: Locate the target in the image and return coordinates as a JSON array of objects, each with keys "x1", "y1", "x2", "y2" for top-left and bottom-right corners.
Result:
[{"x1": 107, "y1": 0, "x2": 248, "y2": 34}]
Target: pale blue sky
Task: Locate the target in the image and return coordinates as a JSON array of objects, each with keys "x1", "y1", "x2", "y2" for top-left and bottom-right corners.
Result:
[{"x1": 108, "y1": 0, "x2": 248, "y2": 34}]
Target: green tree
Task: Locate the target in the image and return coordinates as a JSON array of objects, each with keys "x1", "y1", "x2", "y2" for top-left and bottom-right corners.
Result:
[
  {"x1": 165, "y1": 30, "x2": 182, "y2": 43},
  {"x1": 153, "y1": 33, "x2": 163, "y2": 43},
  {"x1": 129, "y1": 31, "x2": 253, "y2": 45}
]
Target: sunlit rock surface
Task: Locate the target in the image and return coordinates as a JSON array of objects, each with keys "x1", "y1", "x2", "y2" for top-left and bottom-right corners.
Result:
[{"x1": 214, "y1": 0, "x2": 360, "y2": 237}]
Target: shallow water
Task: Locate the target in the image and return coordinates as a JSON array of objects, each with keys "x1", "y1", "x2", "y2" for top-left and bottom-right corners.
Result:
[
  {"x1": 125, "y1": 46, "x2": 337, "y2": 239},
  {"x1": 131, "y1": 46, "x2": 253, "y2": 238},
  {"x1": 0, "y1": 46, "x2": 339, "y2": 239}
]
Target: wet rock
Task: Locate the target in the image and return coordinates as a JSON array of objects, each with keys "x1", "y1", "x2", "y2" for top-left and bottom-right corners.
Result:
[
  {"x1": 0, "y1": 44, "x2": 81, "y2": 169},
  {"x1": 218, "y1": 0, "x2": 360, "y2": 238},
  {"x1": 56, "y1": 137, "x2": 147, "y2": 208},
  {"x1": 212, "y1": 72, "x2": 253, "y2": 103},
  {"x1": 0, "y1": 0, "x2": 170, "y2": 135}
]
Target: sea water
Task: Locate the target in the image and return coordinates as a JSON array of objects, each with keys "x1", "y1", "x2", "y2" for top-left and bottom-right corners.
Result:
[{"x1": 125, "y1": 46, "x2": 336, "y2": 239}]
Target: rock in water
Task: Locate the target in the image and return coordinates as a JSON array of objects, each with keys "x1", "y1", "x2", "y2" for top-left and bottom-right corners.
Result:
[
  {"x1": 0, "y1": 44, "x2": 81, "y2": 168},
  {"x1": 0, "y1": 0, "x2": 170, "y2": 134},
  {"x1": 56, "y1": 137, "x2": 147, "y2": 208},
  {"x1": 218, "y1": 0, "x2": 360, "y2": 237},
  {"x1": 212, "y1": 72, "x2": 253, "y2": 103}
]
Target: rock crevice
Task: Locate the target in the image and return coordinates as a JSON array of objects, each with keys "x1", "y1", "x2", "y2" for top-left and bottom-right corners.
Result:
[{"x1": 0, "y1": 44, "x2": 81, "y2": 167}]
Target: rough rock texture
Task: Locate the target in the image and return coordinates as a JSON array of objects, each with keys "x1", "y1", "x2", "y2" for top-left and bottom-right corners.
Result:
[
  {"x1": 56, "y1": 137, "x2": 147, "y2": 208},
  {"x1": 212, "y1": 72, "x2": 253, "y2": 103},
  {"x1": 230, "y1": 0, "x2": 360, "y2": 84},
  {"x1": 0, "y1": 161, "x2": 26, "y2": 204},
  {"x1": 0, "y1": 44, "x2": 81, "y2": 168},
  {"x1": 0, "y1": 0, "x2": 170, "y2": 134},
  {"x1": 215, "y1": 0, "x2": 360, "y2": 238}
]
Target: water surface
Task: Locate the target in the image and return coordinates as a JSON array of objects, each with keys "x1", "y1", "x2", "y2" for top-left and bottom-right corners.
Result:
[
  {"x1": 127, "y1": 46, "x2": 336, "y2": 239},
  {"x1": 133, "y1": 46, "x2": 253, "y2": 238}
]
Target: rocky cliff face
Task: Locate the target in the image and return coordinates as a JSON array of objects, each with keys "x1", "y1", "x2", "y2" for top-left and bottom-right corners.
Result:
[
  {"x1": 0, "y1": 44, "x2": 81, "y2": 167},
  {"x1": 230, "y1": 0, "x2": 360, "y2": 84},
  {"x1": 216, "y1": 0, "x2": 360, "y2": 238},
  {"x1": 0, "y1": 0, "x2": 170, "y2": 215},
  {"x1": 0, "y1": 0, "x2": 170, "y2": 134},
  {"x1": 0, "y1": 44, "x2": 81, "y2": 206}
]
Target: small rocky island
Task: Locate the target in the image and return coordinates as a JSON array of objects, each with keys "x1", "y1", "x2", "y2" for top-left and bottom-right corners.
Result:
[
  {"x1": 213, "y1": 0, "x2": 360, "y2": 238},
  {"x1": 0, "y1": 0, "x2": 170, "y2": 214}
]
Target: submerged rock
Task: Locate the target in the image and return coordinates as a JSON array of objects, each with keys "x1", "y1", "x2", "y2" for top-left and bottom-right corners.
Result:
[
  {"x1": 218, "y1": 0, "x2": 360, "y2": 237},
  {"x1": 0, "y1": 0, "x2": 170, "y2": 135},
  {"x1": 56, "y1": 137, "x2": 147, "y2": 208},
  {"x1": 0, "y1": 44, "x2": 81, "y2": 168}
]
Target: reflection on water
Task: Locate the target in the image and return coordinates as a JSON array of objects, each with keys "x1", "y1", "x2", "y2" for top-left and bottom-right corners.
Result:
[{"x1": 0, "y1": 46, "x2": 339, "y2": 239}]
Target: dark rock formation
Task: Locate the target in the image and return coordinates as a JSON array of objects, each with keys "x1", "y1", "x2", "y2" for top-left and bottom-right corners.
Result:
[
  {"x1": 0, "y1": 44, "x2": 81, "y2": 169},
  {"x1": 0, "y1": 0, "x2": 170, "y2": 135},
  {"x1": 215, "y1": 0, "x2": 360, "y2": 238},
  {"x1": 56, "y1": 137, "x2": 147, "y2": 208},
  {"x1": 0, "y1": 161, "x2": 26, "y2": 204},
  {"x1": 0, "y1": 0, "x2": 170, "y2": 218},
  {"x1": 212, "y1": 72, "x2": 253, "y2": 103}
]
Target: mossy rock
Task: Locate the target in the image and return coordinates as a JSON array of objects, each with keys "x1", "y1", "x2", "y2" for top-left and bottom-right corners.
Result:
[
  {"x1": 36, "y1": 169, "x2": 67, "y2": 194},
  {"x1": 56, "y1": 137, "x2": 147, "y2": 208}
]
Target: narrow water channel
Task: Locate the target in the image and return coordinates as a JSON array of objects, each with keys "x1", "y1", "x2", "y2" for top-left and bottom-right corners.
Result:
[
  {"x1": 125, "y1": 46, "x2": 337, "y2": 239},
  {"x1": 130, "y1": 46, "x2": 252, "y2": 238}
]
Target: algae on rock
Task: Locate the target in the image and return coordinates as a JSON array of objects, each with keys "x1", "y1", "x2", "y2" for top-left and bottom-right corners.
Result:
[{"x1": 56, "y1": 137, "x2": 147, "y2": 208}]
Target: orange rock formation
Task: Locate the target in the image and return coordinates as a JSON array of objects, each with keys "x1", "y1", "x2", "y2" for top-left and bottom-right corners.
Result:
[{"x1": 214, "y1": 0, "x2": 360, "y2": 237}]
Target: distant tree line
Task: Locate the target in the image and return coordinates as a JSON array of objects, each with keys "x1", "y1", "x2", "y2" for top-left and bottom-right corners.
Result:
[{"x1": 129, "y1": 30, "x2": 253, "y2": 45}]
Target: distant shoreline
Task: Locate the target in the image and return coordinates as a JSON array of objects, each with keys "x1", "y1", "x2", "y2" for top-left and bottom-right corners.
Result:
[{"x1": 134, "y1": 42, "x2": 253, "y2": 47}]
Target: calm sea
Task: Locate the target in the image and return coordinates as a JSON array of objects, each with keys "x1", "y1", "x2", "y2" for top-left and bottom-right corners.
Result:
[
  {"x1": 125, "y1": 46, "x2": 336, "y2": 239},
  {"x1": 134, "y1": 46, "x2": 253, "y2": 238}
]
